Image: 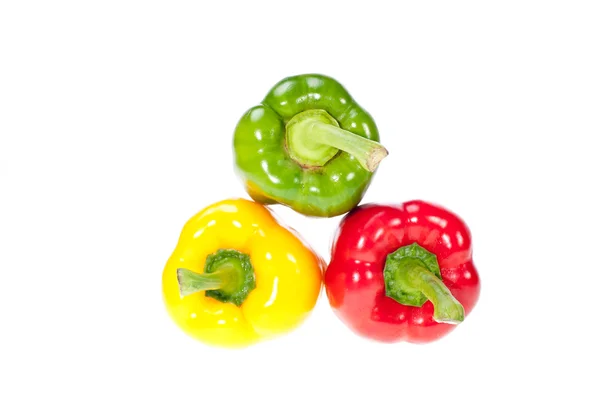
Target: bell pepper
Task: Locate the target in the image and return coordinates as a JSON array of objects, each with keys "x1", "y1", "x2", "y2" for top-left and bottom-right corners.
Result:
[
  {"x1": 233, "y1": 73, "x2": 388, "y2": 217},
  {"x1": 162, "y1": 198, "x2": 323, "y2": 348},
  {"x1": 324, "y1": 200, "x2": 481, "y2": 343}
]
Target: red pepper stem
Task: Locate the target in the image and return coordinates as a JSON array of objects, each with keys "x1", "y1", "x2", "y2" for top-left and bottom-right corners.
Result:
[
  {"x1": 405, "y1": 263, "x2": 465, "y2": 324},
  {"x1": 384, "y1": 243, "x2": 464, "y2": 324}
]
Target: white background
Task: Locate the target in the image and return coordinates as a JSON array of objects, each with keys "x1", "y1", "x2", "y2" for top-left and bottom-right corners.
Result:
[{"x1": 1, "y1": 1, "x2": 599, "y2": 397}]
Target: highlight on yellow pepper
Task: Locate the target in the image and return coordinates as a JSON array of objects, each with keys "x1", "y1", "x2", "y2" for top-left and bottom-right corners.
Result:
[{"x1": 162, "y1": 198, "x2": 324, "y2": 348}]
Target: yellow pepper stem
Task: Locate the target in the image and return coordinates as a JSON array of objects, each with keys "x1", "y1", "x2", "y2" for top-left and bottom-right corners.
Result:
[
  {"x1": 177, "y1": 268, "x2": 231, "y2": 297},
  {"x1": 176, "y1": 249, "x2": 256, "y2": 306}
]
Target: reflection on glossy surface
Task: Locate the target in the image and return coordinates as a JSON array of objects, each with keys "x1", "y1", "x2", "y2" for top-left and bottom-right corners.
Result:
[
  {"x1": 162, "y1": 199, "x2": 323, "y2": 348},
  {"x1": 233, "y1": 74, "x2": 382, "y2": 217},
  {"x1": 324, "y1": 200, "x2": 481, "y2": 343}
]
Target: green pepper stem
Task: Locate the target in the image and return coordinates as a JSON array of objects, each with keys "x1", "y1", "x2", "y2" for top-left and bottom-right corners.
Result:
[
  {"x1": 304, "y1": 121, "x2": 388, "y2": 172},
  {"x1": 405, "y1": 263, "x2": 465, "y2": 324},
  {"x1": 176, "y1": 267, "x2": 236, "y2": 298},
  {"x1": 286, "y1": 109, "x2": 388, "y2": 171}
]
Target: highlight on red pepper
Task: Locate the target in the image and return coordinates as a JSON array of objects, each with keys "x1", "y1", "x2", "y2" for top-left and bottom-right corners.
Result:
[
  {"x1": 324, "y1": 200, "x2": 480, "y2": 343},
  {"x1": 233, "y1": 73, "x2": 388, "y2": 218}
]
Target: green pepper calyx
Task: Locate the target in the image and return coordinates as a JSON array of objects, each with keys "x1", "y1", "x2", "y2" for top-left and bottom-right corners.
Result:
[
  {"x1": 285, "y1": 109, "x2": 388, "y2": 172},
  {"x1": 177, "y1": 249, "x2": 256, "y2": 306},
  {"x1": 383, "y1": 243, "x2": 464, "y2": 324}
]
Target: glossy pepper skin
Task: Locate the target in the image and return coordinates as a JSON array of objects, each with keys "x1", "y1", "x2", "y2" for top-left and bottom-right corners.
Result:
[
  {"x1": 324, "y1": 200, "x2": 480, "y2": 343},
  {"x1": 162, "y1": 199, "x2": 323, "y2": 348},
  {"x1": 233, "y1": 74, "x2": 387, "y2": 218}
]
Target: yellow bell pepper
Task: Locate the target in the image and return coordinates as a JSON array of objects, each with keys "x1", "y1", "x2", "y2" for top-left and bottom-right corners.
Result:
[{"x1": 162, "y1": 198, "x2": 323, "y2": 348}]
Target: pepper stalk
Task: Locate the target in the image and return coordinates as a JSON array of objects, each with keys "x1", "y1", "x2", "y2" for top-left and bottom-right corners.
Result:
[
  {"x1": 286, "y1": 109, "x2": 388, "y2": 172},
  {"x1": 384, "y1": 243, "x2": 465, "y2": 324}
]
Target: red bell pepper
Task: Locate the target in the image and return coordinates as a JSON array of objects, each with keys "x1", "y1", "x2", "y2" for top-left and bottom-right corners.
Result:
[{"x1": 324, "y1": 200, "x2": 480, "y2": 343}]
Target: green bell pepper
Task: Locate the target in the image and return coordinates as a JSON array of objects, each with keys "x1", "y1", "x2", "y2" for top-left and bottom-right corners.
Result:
[{"x1": 233, "y1": 74, "x2": 388, "y2": 217}]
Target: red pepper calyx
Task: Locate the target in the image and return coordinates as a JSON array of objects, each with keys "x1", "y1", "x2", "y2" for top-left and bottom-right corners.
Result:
[{"x1": 383, "y1": 243, "x2": 464, "y2": 324}]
